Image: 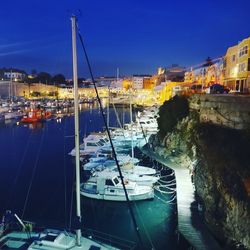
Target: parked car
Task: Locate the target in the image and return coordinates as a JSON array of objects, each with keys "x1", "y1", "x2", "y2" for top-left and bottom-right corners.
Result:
[
  {"x1": 205, "y1": 84, "x2": 230, "y2": 94},
  {"x1": 190, "y1": 84, "x2": 203, "y2": 94}
]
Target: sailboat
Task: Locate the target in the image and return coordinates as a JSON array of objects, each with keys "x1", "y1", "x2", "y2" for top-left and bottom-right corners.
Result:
[{"x1": 0, "y1": 16, "x2": 120, "y2": 250}]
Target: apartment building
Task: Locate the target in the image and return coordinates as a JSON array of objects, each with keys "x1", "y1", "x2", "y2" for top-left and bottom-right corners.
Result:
[{"x1": 224, "y1": 37, "x2": 250, "y2": 93}]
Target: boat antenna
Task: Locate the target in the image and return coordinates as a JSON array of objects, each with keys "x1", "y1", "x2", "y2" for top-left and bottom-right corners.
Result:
[
  {"x1": 76, "y1": 21, "x2": 144, "y2": 248},
  {"x1": 71, "y1": 15, "x2": 82, "y2": 246}
]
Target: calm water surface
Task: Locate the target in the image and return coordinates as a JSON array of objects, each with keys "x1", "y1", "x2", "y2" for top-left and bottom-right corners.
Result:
[{"x1": 0, "y1": 104, "x2": 179, "y2": 249}]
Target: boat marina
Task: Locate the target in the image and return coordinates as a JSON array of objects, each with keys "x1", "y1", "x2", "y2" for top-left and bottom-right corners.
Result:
[
  {"x1": 0, "y1": 103, "x2": 182, "y2": 249},
  {"x1": 0, "y1": 17, "x2": 181, "y2": 250}
]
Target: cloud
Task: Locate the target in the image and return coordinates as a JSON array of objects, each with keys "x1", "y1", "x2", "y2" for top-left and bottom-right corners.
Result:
[
  {"x1": 0, "y1": 48, "x2": 34, "y2": 56},
  {"x1": 0, "y1": 41, "x2": 34, "y2": 50}
]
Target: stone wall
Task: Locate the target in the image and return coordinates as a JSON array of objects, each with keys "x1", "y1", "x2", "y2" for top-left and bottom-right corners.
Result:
[{"x1": 189, "y1": 94, "x2": 250, "y2": 130}]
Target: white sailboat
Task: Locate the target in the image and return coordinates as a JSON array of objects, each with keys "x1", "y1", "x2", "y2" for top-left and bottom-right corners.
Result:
[{"x1": 0, "y1": 16, "x2": 120, "y2": 250}]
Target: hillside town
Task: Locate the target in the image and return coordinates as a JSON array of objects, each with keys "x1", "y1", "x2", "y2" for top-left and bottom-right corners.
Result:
[{"x1": 0, "y1": 36, "x2": 250, "y2": 107}]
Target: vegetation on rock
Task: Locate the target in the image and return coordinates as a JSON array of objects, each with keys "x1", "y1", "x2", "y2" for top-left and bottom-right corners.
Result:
[{"x1": 157, "y1": 95, "x2": 189, "y2": 139}]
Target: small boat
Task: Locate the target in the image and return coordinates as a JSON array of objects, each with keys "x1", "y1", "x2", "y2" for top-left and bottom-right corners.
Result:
[
  {"x1": 0, "y1": 113, "x2": 4, "y2": 122},
  {"x1": 21, "y1": 109, "x2": 52, "y2": 123},
  {"x1": 80, "y1": 171, "x2": 154, "y2": 201},
  {"x1": 3, "y1": 110, "x2": 23, "y2": 120}
]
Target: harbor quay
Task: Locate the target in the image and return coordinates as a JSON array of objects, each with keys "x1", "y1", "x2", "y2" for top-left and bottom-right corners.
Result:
[{"x1": 0, "y1": 81, "x2": 160, "y2": 106}]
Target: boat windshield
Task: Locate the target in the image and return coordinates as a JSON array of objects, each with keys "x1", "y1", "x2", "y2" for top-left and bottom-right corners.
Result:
[
  {"x1": 99, "y1": 139, "x2": 107, "y2": 144},
  {"x1": 86, "y1": 142, "x2": 99, "y2": 147},
  {"x1": 113, "y1": 177, "x2": 120, "y2": 185},
  {"x1": 97, "y1": 141, "x2": 104, "y2": 146}
]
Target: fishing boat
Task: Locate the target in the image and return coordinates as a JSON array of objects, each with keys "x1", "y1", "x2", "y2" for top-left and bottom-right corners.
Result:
[
  {"x1": 0, "y1": 16, "x2": 120, "y2": 250},
  {"x1": 21, "y1": 109, "x2": 52, "y2": 123}
]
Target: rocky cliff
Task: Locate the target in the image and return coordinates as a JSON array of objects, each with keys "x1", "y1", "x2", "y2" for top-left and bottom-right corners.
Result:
[{"x1": 156, "y1": 109, "x2": 250, "y2": 249}]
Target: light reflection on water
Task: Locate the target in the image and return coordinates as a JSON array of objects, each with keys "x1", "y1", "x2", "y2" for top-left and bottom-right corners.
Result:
[{"x1": 0, "y1": 105, "x2": 179, "y2": 249}]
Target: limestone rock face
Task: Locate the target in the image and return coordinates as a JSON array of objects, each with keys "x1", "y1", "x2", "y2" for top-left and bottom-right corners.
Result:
[
  {"x1": 194, "y1": 125, "x2": 250, "y2": 249},
  {"x1": 156, "y1": 113, "x2": 250, "y2": 249}
]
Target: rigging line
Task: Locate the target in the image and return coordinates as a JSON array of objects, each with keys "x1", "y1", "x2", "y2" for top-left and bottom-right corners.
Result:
[
  {"x1": 5, "y1": 131, "x2": 32, "y2": 210},
  {"x1": 69, "y1": 173, "x2": 74, "y2": 231},
  {"x1": 111, "y1": 98, "x2": 124, "y2": 131},
  {"x1": 63, "y1": 118, "x2": 68, "y2": 229},
  {"x1": 76, "y1": 23, "x2": 144, "y2": 248},
  {"x1": 21, "y1": 127, "x2": 46, "y2": 219},
  {"x1": 133, "y1": 201, "x2": 156, "y2": 250}
]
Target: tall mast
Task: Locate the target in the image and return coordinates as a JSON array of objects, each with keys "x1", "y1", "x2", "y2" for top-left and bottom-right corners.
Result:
[
  {"x1": 71, "y1": 15, "x2": 82, "y2": 246},
  {"x1": 116, "y1": 67, "x2": 119, "y2": 82},
  {"x1": 129, "y1": 87, "x2": 134, "y2": 160},
  {"x1": 107, "y1": 86, "x2": 110, "y2": 129}
]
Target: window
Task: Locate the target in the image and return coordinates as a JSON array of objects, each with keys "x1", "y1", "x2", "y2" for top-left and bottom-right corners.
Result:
[
  {"x1": 113, "y1": 177, "x2": 120, "y2": 185},
  {"x1": 239, "y1": 46, "x2": 248, "y2": 57},
  {"x1": 105, "y1": 179, "x2": 114, "y2": 186},
  {"x1": 248, "y1": 58, "x2": 250, "y2": 71},
  {"x1": 86, "y1": 142, "x2": 98, "y2": 147},
  {"x1": 239, "y1": 63, "x2": 246, "y2": 72},
  {"x1": 232, "y1": 55, "x2": 236, "y2": 62}
]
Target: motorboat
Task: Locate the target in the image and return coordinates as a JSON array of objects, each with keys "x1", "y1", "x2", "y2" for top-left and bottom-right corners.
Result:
[
  {"x1": 21, "y1": 109, "x2": 52, "y2": 123},
  {"x1": 80, "y1": 171, "x2": 154, "y2": 201},
  {"x1": 3, "y1": 110, "x2": 23, "y2": 120},
  {"x1": 69, "y1": 133, "x2": 109, "y2": 156}
]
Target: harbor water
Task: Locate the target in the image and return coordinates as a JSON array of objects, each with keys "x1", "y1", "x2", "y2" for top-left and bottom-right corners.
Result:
[{"x1": 0, "y1": 103, "x2": 182, "y2": 249}]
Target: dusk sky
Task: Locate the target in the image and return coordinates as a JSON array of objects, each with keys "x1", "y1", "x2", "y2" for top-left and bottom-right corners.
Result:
[{"x1": 0, "y1": 0, "x2": 250, "y2": 78}]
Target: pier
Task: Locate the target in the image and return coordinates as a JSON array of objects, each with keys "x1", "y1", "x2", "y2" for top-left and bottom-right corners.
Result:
[{"x1": 140, "y1": 146, "x2": 222, "y2": 250}]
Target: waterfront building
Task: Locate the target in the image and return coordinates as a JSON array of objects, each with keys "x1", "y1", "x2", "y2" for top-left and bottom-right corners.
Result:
[
  {"x1": 4, "y1": 71, "x2": 26, "y2": 81},
  {"x1": 122, "y1": 78, "x2": 133, "y2": 90},
  {"x1": 143, "y1": 77, "x2": 155, "y2": 89},
  {"x1": 110, "y1": 78, "x2": 123, "y2": 88},
  {"x1": 132, "y1": 75, "x2": 151, "y2": 89},
  {"x1": 224, "y1": 36, "x2": 250, "y2": 93},
  {"x1": 165, "y1": 64, "x2": 186, "y2": 82},
  {"x1": 184, "y1": 70, "x2": 195, "y2": 83},
  {"x1": 132, "y1": 76, "x2": 144, "y2": 89},
  {"x1": 184, "y1": 59, "x2": 224, "y2": 88}
]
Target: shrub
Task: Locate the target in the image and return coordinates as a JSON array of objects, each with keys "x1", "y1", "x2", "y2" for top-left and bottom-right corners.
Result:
[{"x1": 157, "y1": 95, "x2": 189, "y2": 139}]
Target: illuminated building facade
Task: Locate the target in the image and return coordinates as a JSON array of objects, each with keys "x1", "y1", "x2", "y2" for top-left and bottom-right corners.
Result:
[{"x1": 224, "y1": 37, "x2": 250, "y2": 93}]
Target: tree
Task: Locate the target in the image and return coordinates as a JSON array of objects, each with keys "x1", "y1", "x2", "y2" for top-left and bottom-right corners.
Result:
[
  {"x1": 51, "y1": 74, "x2": 65, "y2": 84},
  {"x1": 37, "y1": 72, "x2": 51, "y2": 84},
  {"x1": 157, "y1": 95, "x2": 189, "y2": 139}
]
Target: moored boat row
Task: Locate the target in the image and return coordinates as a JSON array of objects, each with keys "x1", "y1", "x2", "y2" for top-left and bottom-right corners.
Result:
[{"x1": 69, "y1": 105, "x2": 160, "y2": 202}]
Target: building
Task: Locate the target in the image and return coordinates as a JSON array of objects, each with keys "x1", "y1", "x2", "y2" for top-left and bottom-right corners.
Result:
[
  {"x1": 184, "y1": 59, "x2": 224, "y2": 88},
  {"x1": 4, "y1": 71, "x2": 26, "y2": 81},
  {"x1": 132, "y1": 75, "x2": 152, "y2": 89},
  {"x1": 165, "y1": 64, "x2": 186, "y2": 82},
  {"x1": 224, "y1": 37, "x2": 250, "y2": 93}
]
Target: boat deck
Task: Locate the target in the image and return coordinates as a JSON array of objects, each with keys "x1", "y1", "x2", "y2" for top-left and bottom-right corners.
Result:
[{"x1": 140, "y1": 146, "x2": 222, "y2": 250}]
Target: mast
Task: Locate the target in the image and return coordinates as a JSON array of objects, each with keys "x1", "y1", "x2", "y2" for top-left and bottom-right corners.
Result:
[
  {"x1": 129, "y1": 87, "x2": 134, "y2": 160},
  {"x1": 116, "y1": 67, "x2": 119, "y2": 82},
  {"x1": 71, "y1": 15, "x2": 82, "y2": 246},
  {"x1": 107, "y1": 86, "x2": 110, "y2": 129}
]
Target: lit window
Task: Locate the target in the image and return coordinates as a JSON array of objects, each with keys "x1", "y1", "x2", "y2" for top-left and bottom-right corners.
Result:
[
  {"x1": 239, "y1": 46, "x2": 248, "y2": 57},
  {"x1": 239, "y1": 63, "x2": 246, "y2": 72}
]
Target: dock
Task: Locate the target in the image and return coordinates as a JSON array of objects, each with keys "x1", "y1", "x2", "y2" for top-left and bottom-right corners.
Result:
[{"x1": 140, "y1": 146, "x2": 222, "y2": 250}]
